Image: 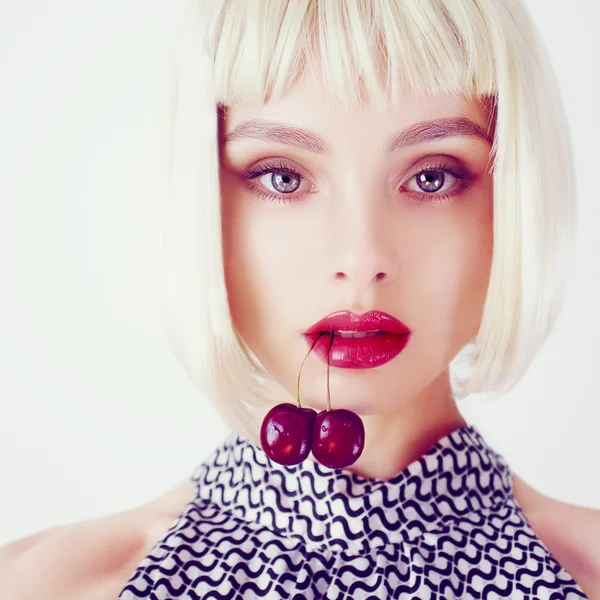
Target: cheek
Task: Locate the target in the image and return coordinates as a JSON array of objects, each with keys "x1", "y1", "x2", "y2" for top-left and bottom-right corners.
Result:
[
  {"x1": 413, "y1": 192, "x2": 494, "y2": 341},
  {"x1": 400, "y1": 183, "x2": 494, "y2": 342},
  {"x1": 221, "y1": 189, "x2": 302, "y2": 342},
  {"x1": 224, "y1": 206, "x2": 295, "y2": 284}
]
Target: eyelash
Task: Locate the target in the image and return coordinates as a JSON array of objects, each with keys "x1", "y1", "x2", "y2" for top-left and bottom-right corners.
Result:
[{"x1": 241, "y1": 159, "x2": 471, "y2": 205}]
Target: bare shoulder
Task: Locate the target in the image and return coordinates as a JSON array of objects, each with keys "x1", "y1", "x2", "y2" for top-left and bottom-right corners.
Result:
[
  {"x1": 0, "y1": 478, "x2": 195, "y2": 600},
  {"x1": 512, "y1": 472, "x2": 600, "y2": 598}
]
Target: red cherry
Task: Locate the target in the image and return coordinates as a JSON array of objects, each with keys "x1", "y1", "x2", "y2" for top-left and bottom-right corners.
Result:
[
  {"x1": 311, "y1": 409, "x2": 365, "y2": 469},
  {"x1": 260, "y1": 403, "x2": 317, "y2": 466}
]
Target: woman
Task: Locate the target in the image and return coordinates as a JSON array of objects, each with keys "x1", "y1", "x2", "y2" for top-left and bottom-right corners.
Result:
[{"x1": 1, "y1": 0, "x2": 599, "y2": 597}]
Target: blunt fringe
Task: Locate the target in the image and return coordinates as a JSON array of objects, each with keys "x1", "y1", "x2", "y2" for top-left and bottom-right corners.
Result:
[{"x1": 151, "y1": 0, "x2": 576, "y2": 445}]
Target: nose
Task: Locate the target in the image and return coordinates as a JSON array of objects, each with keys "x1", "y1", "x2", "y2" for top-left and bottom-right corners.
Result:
[{"x1": 326, "y1": 185, "x2": 400, "y2": 291}]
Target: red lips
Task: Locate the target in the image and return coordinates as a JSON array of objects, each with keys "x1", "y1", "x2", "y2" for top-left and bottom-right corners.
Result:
[{"x1": 303, "y1": 310, "x2": 412, "y2": 369}]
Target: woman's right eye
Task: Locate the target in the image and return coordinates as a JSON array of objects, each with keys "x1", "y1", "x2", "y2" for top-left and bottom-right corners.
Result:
[
  {"x1": 259, "y1": 169, "x2": 303, "y2": 194},
  {"x1": 241, "y1": 160, "x2": 310, "y2": 203}
]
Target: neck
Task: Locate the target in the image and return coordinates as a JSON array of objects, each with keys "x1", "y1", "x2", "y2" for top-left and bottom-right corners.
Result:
[{"x1": 307, "y1": 370, "x2": 467, "y2": 481}]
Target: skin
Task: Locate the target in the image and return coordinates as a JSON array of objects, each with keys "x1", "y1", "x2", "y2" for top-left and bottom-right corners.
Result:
[{"x1": 219, "y1": 72, "x2": 495, "y2": 480}]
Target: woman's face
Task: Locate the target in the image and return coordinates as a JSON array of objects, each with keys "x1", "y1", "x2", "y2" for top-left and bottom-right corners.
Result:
[{"x1": 219, "y1": 74, "x2": 494, "y2": 416}]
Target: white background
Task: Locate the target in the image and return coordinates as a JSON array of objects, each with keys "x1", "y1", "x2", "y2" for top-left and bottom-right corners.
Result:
[{"x1": 0, "y1": 0, "x2": 599, "y2": 546}]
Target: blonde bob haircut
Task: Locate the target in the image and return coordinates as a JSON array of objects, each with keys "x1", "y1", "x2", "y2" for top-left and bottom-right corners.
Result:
[{"x1": 153, "y1": 0, "x2": 575, "y2": 446}]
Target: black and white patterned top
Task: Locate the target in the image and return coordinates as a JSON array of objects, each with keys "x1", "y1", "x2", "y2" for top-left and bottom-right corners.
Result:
[{"x1": 117, "y1": 424, "x2": 587, "y2": 599}]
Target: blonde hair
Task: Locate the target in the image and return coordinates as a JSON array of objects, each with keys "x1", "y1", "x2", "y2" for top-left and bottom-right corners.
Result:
[{"x1": 153, "y1": 0, "x2": 576, "y2": 445}]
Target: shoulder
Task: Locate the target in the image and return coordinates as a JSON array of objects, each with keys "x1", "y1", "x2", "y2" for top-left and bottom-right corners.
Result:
[
  {"x1": 0, "y1": 478, "x2": 195, "y2": 600},
  {"x1": 512, "y1": 472, "x2": 600, "y2": 598}
]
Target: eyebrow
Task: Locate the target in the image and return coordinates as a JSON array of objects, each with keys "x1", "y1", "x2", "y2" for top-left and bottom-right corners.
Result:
[{"x1": 223, "y1": 116, "x2": 493, "y2": 155}]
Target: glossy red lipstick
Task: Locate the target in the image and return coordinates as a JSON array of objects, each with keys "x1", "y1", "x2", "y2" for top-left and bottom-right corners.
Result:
[{"x1": 303, "y1": 310, "x2": 412, "y2": 369}]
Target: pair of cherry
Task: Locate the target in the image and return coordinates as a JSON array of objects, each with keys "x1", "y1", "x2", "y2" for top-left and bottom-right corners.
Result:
[{"x1": 260, "y1": 332, "x2": 365, "y2": 470}]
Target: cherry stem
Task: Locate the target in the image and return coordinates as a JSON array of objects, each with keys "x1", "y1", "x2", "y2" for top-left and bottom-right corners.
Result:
[
  {"x1": 296, "y1": 331, "x2": 326, "y2": 408},
  {"x1": 327, "y1": 331, "x2": 334, "y2": 411}
]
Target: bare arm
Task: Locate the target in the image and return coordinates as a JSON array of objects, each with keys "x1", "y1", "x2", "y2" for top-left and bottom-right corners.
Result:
[
  {"x1": 513, "y1": 473, "x2": 600, "y2": 598},
  {"x1": 0, "y1": 525, "x2": 68, "y2": 564},
  {"x1": 0, "y1": 478, "x2": 195, "y2": 600}
]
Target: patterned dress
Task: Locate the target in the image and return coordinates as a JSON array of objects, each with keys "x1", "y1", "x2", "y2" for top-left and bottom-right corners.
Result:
[{"x1": 116, "y1": 424, "x2": 588, "y2": 599}]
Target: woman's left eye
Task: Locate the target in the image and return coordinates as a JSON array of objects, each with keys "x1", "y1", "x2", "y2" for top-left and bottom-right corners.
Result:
[
  {"x1": 410, "y1": 169, "x2": 456, "y2": 194},
  {"x1": 401, "y1": 164, "x2": 470, "y2": 203}
]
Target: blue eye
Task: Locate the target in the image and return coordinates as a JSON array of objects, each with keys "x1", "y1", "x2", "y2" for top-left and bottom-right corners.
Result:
[
  {"x1": 242, "y1": 160, "x2": 307, "y2": 203},
  {"x1": 402, "y1": 162, "x2": 471, "y2": 204},
  {"x1": 414, "y1": 169, "x2": 454, "y2": 193},
  {"x1": 262, "y1": 169, "x2": 302, "y2": 194}
]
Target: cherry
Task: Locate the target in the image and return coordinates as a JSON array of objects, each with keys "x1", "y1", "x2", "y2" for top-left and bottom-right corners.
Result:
[
  {"x1": 259, "y1": 331, "x2": 366, "y2": 470},
  {"x1": 311, "y1": 409, "x2": 365, "y2": 469},
  {"x1": 260, "y1": 403, "x2": 317, "y2": 466}
]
